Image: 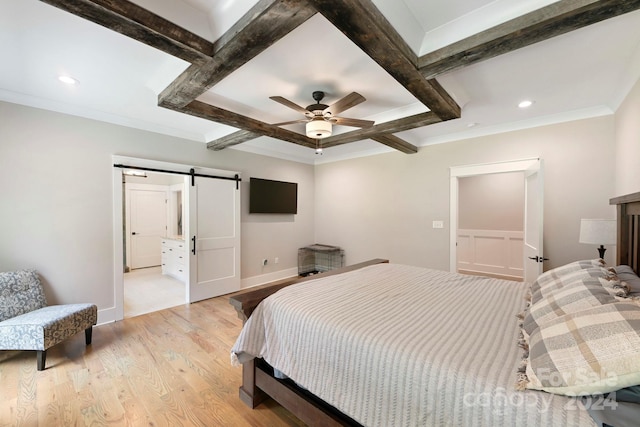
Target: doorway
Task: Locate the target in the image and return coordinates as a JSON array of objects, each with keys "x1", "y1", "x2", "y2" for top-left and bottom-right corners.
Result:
[
  {"x1": 111, "y1": 155, "x2": 241, "y2": 322},
  {"x1": 123, "y1": 175, "x2": 186, "y2": 318},
  {"x1": 457, "y1": 172, "x2": 524, "y2": 281},
  {"x1": 449, "y1": 158, "x2": 544, "y2": 282}
]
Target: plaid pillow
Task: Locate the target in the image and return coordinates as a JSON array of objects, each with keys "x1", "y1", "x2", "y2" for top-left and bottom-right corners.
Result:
[
  {"x1": 530, "y1": 265, "x2": 626, "y2": 303},
  {"x1": 532, "y1": 268, "x2": 606, "y2": 300},
  {"x1": 523, "y1": 277, "x2": 616, "y2": 336},
  {"x1": 523, "y1": 302, "x2": 640, "y2": 396},
  {"x1": 531, "y1": 259, "x2": 605, "y2": 290}
]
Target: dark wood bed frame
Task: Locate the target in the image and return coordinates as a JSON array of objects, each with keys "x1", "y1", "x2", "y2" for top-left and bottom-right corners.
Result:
[
  {"x1": 611, "y1": 191, "x2": 640, "y2": 271},
  {"x1": 228, "y1": 191, "x2": 640, "y2": 427}
]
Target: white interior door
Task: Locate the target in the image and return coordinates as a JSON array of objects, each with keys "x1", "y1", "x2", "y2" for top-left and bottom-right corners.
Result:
[
  {"x1": 523, "y1": 160, "x2": 544, "y2": 283},
  {"x1": 130, "y1": 189, "x2": 167, "y2": 269},
  {"x1": 187, "y1": 176, "x2": 241, "y2": 303}
]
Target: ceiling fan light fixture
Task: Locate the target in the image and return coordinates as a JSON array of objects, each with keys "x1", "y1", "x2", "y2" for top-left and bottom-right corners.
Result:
[{"x1": 306, "y1": 118, "x2": 332, "y2": 139}]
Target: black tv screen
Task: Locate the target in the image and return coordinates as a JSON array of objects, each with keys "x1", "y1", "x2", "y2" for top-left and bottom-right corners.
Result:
[{"x1": 249, "y1": 178, "x2": 298, "y2": 214}]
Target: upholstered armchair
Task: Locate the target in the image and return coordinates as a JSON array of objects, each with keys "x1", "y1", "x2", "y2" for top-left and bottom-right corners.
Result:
[{"x1": 0, "y1": 269, "x2": 97, "y2": 370}]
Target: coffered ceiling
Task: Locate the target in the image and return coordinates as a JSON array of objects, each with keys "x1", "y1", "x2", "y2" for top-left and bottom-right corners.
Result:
[{"x1": 1, "y1": 0, "x2": 640, "y2": 164}]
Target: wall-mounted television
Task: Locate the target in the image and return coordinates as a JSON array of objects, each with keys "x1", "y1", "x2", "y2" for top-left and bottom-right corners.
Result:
[{"x1": 249, "y1": 177, "x2": 298, "y2": 214}]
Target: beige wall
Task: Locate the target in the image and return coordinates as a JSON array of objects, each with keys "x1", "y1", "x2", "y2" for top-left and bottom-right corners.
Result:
[
  {"x1": 615, "y1": 77, "x2": 640, "y2": 196},
  {"x1": 458, "y1": 172, "x2": 524, "y2": 231},
  {"x1": 0, "y1": 101, "x2": 314, "y2": 314},
  {"x1": 314, "y1": 115, "x2": 617, "y2": 271}
]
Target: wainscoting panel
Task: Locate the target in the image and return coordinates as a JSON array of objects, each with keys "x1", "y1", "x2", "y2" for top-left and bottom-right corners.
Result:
[{"x1": 457, "y1": 229, "x2": 524, "y2": 280}]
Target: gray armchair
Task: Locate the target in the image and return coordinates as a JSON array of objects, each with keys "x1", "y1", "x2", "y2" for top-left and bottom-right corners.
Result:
[{"x1": 0, "y1": 269, "x2": 97, "y2": 370}]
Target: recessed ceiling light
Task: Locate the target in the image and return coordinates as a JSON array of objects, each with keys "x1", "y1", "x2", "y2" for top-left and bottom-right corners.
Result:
[
  {"x1": 58, "y1": 75, "x2": 79, "y2": 85},
  {"x1": 518, "y1": 100, "x2": 534, "y2": 108}
]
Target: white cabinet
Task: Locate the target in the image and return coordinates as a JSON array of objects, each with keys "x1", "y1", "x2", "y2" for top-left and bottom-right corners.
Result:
[{"x1": 161, "y1": 238, "x2": 186, "y2": 282}]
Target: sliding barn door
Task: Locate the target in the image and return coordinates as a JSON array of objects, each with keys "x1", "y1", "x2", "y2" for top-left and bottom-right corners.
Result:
[
  {"x1": 187, "y1": 176, "x2": 241, "y2": 303},
  {"x1": 523, "y1": 160, "x2": 544, "y2": 283}
]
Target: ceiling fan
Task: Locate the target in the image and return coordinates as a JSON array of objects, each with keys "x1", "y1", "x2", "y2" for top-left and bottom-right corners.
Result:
[{"x1": 270, "y1": 91, "x2": 375, "y2": 139}]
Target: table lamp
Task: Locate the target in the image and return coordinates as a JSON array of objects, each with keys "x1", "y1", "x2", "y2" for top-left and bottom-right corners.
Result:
[{"x1": 579, "y1": 219, "x2": 616, "y2": 259}]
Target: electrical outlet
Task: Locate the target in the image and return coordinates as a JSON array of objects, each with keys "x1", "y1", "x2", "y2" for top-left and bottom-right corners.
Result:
[
  {"x1": 274, "y1": 257, "x2": 279, "y2": 264},
  {"x1": 262, "y1": 258, "x2": 268, "y2": 266}
]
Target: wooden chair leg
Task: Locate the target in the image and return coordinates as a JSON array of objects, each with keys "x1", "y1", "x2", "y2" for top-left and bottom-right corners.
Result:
[
  {"x1": 85, "y1": 326, "x2": 93, "y2": 345},
  {"x1": 37, "y1": 350, "x2": 46, "y2": 371}
]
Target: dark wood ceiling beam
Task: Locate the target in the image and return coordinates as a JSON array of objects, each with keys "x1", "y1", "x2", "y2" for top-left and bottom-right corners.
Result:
[
  {"x1": 321, "y1": 111, "x2": 442, "y2": 148},
  {"x1": 42, "y1": 0, "x2": 449, "y2": 154},
  {"x1": 38, "y1": 0, "x2": 640, "y2": 156},
  {"x1": 206, "y1": 130, "x2": 260, "y2": 151},
  {"x1": 418, "y1": 0, "x2": 640, "y2": 79},
  {"x1": 39, "y1": 0, "x2": 214, "y2": 65},
  {"x1": 204, "y1": 111, "x2": 441, "y2": 151},
  {"x1": 207, "y1": 125, "x2": 420, "y2": 153},
  {"x1": 158, "y1": 0, "x2": 317, "y2": 109},
  {"x1": 306, "y1": 0, "x2": 461, "y2": 121},
  {"x1": 174, "y1": 101, "x2": 317, "y2": 149},
  {"x1": 370, "y1": 134, "x2": 418, "y2": 154}
]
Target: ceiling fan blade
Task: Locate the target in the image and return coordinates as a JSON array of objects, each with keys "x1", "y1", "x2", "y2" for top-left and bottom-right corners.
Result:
[
  {"x1": 273, "y1": 119, "x2": 308, "y2": 126},
  {"x1": 324, "y1": 92, "x2": 365, "y2": 116},
  {"x1": 269, "y1": 96, "x2": 309, "y2": 114},
  {"x1": 332, "y1": 116, "x2": 375, "y2": 128}
]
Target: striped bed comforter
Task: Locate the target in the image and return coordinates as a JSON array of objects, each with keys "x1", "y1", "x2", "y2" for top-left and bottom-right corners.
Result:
[{"x1": 231, "y1": 264, "x2": 596, "y2": 427}]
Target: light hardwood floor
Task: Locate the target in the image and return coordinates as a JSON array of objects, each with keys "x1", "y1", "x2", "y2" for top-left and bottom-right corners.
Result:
[{"x1": 0, "y1": 294, "x2": 304, "y2": 427}]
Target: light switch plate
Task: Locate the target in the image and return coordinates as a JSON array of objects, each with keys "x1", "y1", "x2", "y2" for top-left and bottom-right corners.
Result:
[{"x1": 432, "y1": 220, "x2": 444, "y2": 229}]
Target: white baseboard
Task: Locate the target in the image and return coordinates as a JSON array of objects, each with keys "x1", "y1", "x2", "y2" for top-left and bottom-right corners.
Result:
[
  {"x1": 240, "y1": 267, "x2": 299, "y2": 290},
  {"x1": 96, "y1": 307, "x2": 117, "y2": 325}
]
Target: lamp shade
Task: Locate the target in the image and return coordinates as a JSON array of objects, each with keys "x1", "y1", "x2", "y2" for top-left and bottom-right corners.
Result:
[
  {"x1": 306, "y1": 118, "x2": 332, "y2": 139},
  {"x1": 579, "y1": 219, "x2": 616, "y2": 245}
]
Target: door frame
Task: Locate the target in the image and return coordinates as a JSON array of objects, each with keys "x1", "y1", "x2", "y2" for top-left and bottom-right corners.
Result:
[
  {"x1": 112, "y1": 155, "x2": 239, "y2": 322},
  {"x1": 449, "y1": 158, "x2": 541, "y2": 273}
]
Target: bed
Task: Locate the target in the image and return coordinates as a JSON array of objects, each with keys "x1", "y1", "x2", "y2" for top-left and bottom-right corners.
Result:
[{"x1": 230, "y1": 191, "x2": 640, "y2": 427}]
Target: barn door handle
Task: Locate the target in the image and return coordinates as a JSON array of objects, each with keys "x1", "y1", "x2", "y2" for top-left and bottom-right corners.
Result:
[{"x1": 192, "y1": 236, "x2": 196, "y2": 255}]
